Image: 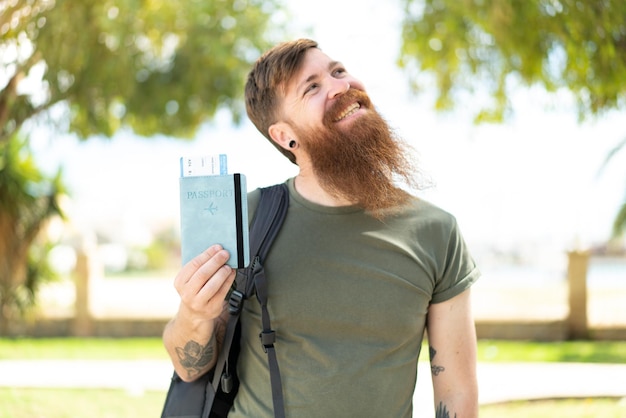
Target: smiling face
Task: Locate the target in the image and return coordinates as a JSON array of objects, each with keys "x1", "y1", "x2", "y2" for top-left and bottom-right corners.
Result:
[
  {"x1": 280, "y1": 48, "x2": 369, "y2": 134},
  {"x1": 274, "y1": 48, "x2": 417, "y2": 215}
]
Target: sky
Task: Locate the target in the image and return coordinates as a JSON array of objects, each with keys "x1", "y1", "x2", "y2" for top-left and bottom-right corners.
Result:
[{"x1": 30, "y1": 0, "x2": 626, "y2": 269}]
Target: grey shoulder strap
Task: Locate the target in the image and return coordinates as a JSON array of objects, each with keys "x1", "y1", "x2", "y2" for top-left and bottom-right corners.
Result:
[{"x1": 209, "y1": 183, "x2": 289, "y2": 418}]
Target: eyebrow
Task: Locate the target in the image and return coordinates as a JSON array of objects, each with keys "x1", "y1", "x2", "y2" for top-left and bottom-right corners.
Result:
[{"x1": 295, "y1": 60, "x2": 342, "y2": 95}]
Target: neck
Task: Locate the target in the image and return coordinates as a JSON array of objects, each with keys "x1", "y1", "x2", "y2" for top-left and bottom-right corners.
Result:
[{"x1": 293, "y1": 166, "x2": 354, "y2": 207}]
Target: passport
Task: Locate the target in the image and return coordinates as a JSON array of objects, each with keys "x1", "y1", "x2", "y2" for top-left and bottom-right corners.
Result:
[{"x1": 179, "y1": 157, "x2": 249, "y2": 268}]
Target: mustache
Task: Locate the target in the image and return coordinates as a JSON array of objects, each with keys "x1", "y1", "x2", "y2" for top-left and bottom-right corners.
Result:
[{"x1": 323, "y1": 89, "x2": 372, "y2": 126}]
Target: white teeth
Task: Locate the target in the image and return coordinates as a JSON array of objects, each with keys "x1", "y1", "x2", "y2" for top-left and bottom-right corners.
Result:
[{"x1": 335, "y1": 103, "x2": 360, "y2": 121}]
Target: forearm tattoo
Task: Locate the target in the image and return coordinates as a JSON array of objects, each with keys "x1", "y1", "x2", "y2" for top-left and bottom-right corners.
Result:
[
  {"x1": 431, "y1": 347, "x2": 457, "y2": 417},
  {"x1": 174, "y1": 315, "x2": 229, "y2": 379},
  {"x1": 429, "y1": 345, "x2": 445, "y2": 376},
  {"x1": 435, "y1": 401, "x2": 457, "y2": 418},
  {"x1": 430, "y1": 346, "x2": 460, "y2": 417},
  {"x1": 175, "y1": 336, "x2": 216, "y2": 379}
]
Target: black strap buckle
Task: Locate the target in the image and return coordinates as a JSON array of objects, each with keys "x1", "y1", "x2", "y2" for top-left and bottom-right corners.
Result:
[
  {"x1": 259, "y1": 330, "x2": 276, "y2": 353},
  {"x1": 228, "y1": 289, "x2": 244, "y2": 315}
]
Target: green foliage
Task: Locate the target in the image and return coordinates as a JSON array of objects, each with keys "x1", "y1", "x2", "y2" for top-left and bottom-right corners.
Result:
[
  {"x1": 399, "y1": 0, "x2": 626, "y2": 122},
  {"x1": 399, "y1": 0, "x2": 626, "y2": 237},
  {"x1": 0, "y1": 0, "x2": 284, "y2": 332},
  {"x1": 0, "y1": 0, "x2": 283, "y2": 142},
  {"x1": 0, "y1": 135, "x2": 65, "y2": 334}
]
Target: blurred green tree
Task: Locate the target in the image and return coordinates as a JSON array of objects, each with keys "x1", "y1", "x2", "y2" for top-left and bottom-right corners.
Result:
[
  {"x1": 399, "y1": 0, "x2": 626, "y2": 237},
  {"x1": 0, "y1": 135, "x2": 64, "y2": 334},
  {"x1": 0, "y1": 0, "x2": 283, "y2": 330},
  {"x1": 0, "y1": 0, "x2": 282, "y2": 142}
]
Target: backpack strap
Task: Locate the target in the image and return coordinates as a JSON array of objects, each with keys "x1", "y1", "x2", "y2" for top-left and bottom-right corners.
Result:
[
  {"x1": 248, "y1": 184, "x2": 290, "y2": 264},
  {"x1": 209, "y1": 183, "x2": 289, "y2": 418},
  {"x1": 254, "y1": 256, "x2": 285, "y2": 418}
]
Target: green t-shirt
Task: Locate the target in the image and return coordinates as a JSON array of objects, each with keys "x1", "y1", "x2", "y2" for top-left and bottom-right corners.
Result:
[{"x1": 229, "y1": 178, "x2": 479, "y2": 418}]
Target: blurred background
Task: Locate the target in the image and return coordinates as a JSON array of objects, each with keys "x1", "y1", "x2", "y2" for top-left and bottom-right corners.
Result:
[
  {"x1": 2, "y1": 1, "x2": 626, "y2": 417},
  {"x1": 1, "y1": 0, "x2": 625, "y2": 336}
]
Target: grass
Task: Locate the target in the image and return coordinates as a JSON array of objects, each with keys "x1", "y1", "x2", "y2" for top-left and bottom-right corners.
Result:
[
  {"x1": 2, "y1": 337, "x2": 626, "y2": 362},
  {"x1": 0, "y1": 337, "x2": 167, "y2": 360},
  {"x1": 2, "y1": 389, "x2": 624, "y2": 418},
  {"x1": 480, "y1": 397, "x2": 626, "y2": 418},
  {"x1": 1, "y1": 338, "x2": 625, "y2": 417},
  {"x1": 476, "y1": 339, "x2": 626, "y2": 363},
  {"x1": 0, "y1": 387, "x2": 165, "y2": 418}
]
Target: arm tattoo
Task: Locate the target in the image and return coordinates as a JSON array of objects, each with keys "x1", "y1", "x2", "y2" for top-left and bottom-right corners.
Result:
[
  {"x1": 429, "y1": 345, "x2": 445, "y2": 376},
  {"x1": 175, "y1": 335, "x2": 216, "y2": 379},
  {"x1": 431, "y1": 347, "x2": 458, "y2": 417},
  {"x1": 435, "y1": 401, "x2": 457, "y2": 418}
]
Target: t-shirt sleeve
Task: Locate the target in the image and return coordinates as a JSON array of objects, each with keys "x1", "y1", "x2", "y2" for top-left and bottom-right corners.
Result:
[{"x1": 430, "y1": 216, "x2": 480, "y2": 303}]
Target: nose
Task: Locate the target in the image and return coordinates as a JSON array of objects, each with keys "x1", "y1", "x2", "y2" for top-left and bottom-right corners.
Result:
[{"x1": 328, "y1": 78, "x2": 350, "y2": 99}]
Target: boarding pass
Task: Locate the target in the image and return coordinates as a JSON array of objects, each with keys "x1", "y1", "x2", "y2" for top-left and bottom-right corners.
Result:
[{"x1": 180, "y1": 154, "x2": 228, "y2": 177}]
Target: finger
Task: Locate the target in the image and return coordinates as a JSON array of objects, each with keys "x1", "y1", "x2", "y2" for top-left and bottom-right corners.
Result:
[
  {"x1": 217, "y1": 268, "x2": 237, "y2": 301},
  {"x1": 179, "y1": 249, "x2": 232, "y2": 301},
  {"x1": 174, "y1": 245, "x2": 223, "y2": 289},
  {"x1": 187, "y1": 264, "x2": 235, "y2": 318},
  {"x1": 197, "y1": 265, "x2": 236, "y2": 303},
  {"x1": 195, "y1": 248, "x2": 230, "y2": 275}
]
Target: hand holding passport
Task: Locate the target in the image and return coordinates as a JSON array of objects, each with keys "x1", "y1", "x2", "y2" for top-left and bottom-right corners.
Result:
[{"x1": 179, "y1": 155, "x2": 250, "y2": 268}]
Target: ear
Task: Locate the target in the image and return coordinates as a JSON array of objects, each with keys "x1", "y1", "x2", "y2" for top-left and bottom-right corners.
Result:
[{"x1": 268, "y1": 121, "x2": 296, "y2": 151}]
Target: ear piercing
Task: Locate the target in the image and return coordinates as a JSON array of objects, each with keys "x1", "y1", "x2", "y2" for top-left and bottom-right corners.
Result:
[{"x1": 289, "y1": 140, "x2": 297, "y2": 149}]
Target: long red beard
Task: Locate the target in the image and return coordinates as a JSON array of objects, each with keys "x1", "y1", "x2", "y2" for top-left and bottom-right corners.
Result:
[{"x1": 294, "y1": 89, "x2": 418, "y2": 217}]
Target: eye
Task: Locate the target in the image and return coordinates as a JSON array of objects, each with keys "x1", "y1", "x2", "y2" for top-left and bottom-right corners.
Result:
[
  {"x1": 332, "y1": 67, "x2": 347, "y2": 77},
  {"x1": 304, "y1": 83, "x2": 319, "y2": 95}
]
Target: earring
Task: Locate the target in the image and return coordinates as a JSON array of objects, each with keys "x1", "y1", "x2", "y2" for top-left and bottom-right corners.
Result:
[{"x1": 289, "y1": 140, "x2": 296, "y2": 149}]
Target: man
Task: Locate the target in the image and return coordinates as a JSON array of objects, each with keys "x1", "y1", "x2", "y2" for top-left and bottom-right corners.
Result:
[{"x1": 164, "y1": 39, "x2": 480, "y2": 417}]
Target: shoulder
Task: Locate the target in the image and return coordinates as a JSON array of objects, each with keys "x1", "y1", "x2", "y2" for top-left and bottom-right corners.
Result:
[
  {"x1": 246, "y1": 181, "x2": 289, "y2": 223},
  {"x1": 400, "y1": 197, "x2": 460, "y2": 233},
  {"x1": 378, "y1": 197, "x2": 469, "y2": 257}
]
